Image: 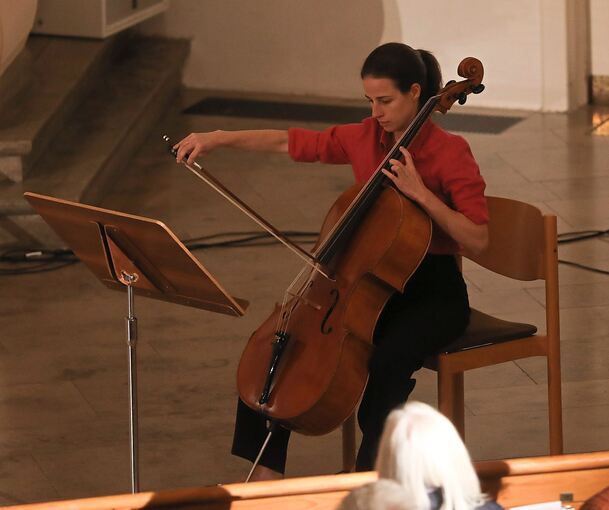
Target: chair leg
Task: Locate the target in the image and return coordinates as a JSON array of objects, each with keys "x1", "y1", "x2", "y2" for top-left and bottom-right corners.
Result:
[
  {"x1": 438, "y1": 366, "x2": 465, "y2": 440},
  {"x1": 341, "y1": 413, "x2": 357, "y2": 473},
  {"x1": 547, "y1": 354, "x2": 563, "y2": 454},
  {"x1": 453, "y1": 372, "x2": 465, "y2": 440}
]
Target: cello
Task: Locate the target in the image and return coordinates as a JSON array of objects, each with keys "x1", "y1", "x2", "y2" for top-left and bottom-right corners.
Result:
[{"x1": 237, "y1": 57, "x2": 484, "y2": 435}]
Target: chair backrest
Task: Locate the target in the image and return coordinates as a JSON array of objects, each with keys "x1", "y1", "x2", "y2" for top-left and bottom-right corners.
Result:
[
  {"x1": 465, "y1": 196, "x2": 560, "y2": 345},
  {"x1": 465, "y1": 196, "x2": 554, "y2": 281}
]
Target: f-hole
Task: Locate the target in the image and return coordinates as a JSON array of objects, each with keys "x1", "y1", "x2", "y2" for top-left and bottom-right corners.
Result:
[{"x1": 320, "y1": 289, "x2": 339, "y2": 335}]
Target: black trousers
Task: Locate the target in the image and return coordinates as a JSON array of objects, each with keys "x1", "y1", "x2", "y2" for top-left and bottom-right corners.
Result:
[{"x1": 231, "y1": 254, "x2": 470, "y2": 473}]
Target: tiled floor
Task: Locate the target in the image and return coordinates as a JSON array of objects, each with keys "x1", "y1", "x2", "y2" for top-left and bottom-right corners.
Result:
[{"x1": 1, "y1": 89, "x2": 609, "y2": 505}]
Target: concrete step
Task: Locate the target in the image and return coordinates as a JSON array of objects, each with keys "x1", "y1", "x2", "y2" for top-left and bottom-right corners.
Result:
[
  {"x1": 0, "y1": 34, "x2": 127, "y2": 182},
  {"x1": 0, "y1": 36, "x2": 189, "y2": 247}
]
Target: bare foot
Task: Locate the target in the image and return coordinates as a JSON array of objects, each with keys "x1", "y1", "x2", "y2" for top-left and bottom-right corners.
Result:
[{"x1": 247, "y1": 465, "x2": 284, "y2": 482}]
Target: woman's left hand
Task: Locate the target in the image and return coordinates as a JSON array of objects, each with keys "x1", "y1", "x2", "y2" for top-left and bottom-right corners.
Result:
[{"x1": 382, "y1": 147, "x2": 430, "y2": 206}]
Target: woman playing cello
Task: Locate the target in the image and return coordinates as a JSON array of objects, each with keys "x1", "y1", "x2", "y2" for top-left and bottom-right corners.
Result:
[{"x1": 174, "y1": 42, "x2": 489, "y2": 480}]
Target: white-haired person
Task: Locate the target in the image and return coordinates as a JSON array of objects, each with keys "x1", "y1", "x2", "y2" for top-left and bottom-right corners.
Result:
[
  {"x1": 370, "y1": 401, "x2": 502, "y2": 510},
  {"x1": 339, "y1": 479, "x2": 412, "y2": 510}
]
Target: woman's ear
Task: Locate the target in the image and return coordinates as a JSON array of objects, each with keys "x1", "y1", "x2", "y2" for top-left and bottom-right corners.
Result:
[{"x1": 410, "y1": 83, "x2": 421, "y2": 102}]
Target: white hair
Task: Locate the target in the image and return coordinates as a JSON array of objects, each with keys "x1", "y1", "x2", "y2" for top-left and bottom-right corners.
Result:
[
  {"x1": 338, "y1": 480, "x2": 412, "y2": 510},
  {"x1": 374, "y1": 401, "x2": 487, "y2": 510}
]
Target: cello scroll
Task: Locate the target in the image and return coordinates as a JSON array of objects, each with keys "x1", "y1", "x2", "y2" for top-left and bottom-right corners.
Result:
[{"x1": 436, "y1": 57, "x2": 485, "y2": 113}]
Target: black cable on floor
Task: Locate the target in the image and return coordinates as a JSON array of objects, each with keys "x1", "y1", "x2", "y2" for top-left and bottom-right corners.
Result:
[
  {"x1": 556, "y1": 228, "x2": 609, "y2": 275},
  {"x1": 182, "y1": 230, "x2": 318, "y2": 250},
  {"x1": 557, "y1": 228, "x2": 609, "y2": 244},
  {"x1": 0, "y1": 231, "x2": 319, "y2": 276},
  {"x1": 557, "y1": 259, "x2": 609, "y2": 276},
  {"x1": 1, "y1": 228, "x2": 608, "y2": 276},
  {"x1": 0, "y1": 260, "x2": 78, "y2": 276}
]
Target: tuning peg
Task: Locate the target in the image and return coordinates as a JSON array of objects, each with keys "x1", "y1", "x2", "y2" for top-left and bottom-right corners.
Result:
[
  {"x1": 472, "y1": 84, "x2": 485, "y2": 94},
  {"x1": 162, "y1": 134, "x2": 179, "y2": 157},
  {"x1": 446, "y1": 79, "x2": 457, "y2": 86},
  {"x1": 458, "y1": 92, "x2": 467, "y2": 105}
]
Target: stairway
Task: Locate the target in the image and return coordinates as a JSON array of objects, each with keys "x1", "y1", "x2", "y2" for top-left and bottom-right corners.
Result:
[{"x1": 0, "y1": 32, "x2": 189, "y2": 247}]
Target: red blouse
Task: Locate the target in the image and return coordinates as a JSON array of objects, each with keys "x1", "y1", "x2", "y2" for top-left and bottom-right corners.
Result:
[{"x1": 287, "y1": 118, "x2": 488, "y2": 254}]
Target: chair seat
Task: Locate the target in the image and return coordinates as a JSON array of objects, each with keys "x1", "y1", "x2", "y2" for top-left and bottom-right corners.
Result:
[{"x1": 424, "y1": 308, "x2": 537, "y2": 370}]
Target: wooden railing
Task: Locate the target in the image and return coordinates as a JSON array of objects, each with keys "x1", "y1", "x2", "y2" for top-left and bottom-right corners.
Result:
[{"x1": 6, "y1": 451, "x2": 609, "y2": 510}]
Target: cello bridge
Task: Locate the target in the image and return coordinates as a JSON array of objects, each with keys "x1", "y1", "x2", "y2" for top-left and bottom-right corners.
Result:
[{"x1": 287, "y1": 291, "x2": 321, "y2": 311}]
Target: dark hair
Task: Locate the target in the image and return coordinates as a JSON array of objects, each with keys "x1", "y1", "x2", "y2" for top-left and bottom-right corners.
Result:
[{"x1": 360, "y1": 43, "x2": 442, "y2": 109}]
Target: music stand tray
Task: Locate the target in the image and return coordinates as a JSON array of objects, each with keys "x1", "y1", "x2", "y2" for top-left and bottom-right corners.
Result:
[{"x1": 25, "y1": 192, "x2": 249, "y2": 492}]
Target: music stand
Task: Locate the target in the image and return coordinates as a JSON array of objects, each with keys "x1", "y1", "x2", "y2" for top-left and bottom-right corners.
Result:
[{"x1": 24, "y1": 192, "x2": 248, "y2": 493}]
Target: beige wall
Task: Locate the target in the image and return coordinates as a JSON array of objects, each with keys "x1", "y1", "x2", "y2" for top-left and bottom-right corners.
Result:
[
  {"x1": 0, "y1": 0, "x2": 37, "y2": 76},
  {"x1": 140, "y1": 0, "x2": 588, "y2": 111},
  {"x1": 140, "y1": 0, "x2": 387, "y2": 99},
  {"x1": 591, "y1": 0, "x2": 609, "y2": 76}
]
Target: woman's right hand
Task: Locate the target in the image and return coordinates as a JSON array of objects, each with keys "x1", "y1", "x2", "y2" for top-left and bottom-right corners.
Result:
[{"x1": 173, "y1": 131, "x2": 224, "y2": 164}]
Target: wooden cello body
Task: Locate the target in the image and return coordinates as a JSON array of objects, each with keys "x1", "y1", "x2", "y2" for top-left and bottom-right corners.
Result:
[
  {"x1": 237, "y1": 57, "x2": 485, "y2": 436},
  {"x1": 238, "y1": 184, "x2": 431, "y2": 434}
]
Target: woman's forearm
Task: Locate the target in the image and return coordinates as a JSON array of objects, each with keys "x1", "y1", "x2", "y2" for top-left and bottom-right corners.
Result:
[
  {"x1": 217, "y1": 130, "x2": 289, "y2": 153},
  {"x1": 420, "y1": 191, "x2": 489, "y2": 256},
  {"x1": 174, "y1": 129, "x2": 289, "y2": 163}
]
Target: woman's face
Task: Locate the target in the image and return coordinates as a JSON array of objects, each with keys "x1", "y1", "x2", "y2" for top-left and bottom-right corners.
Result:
[{"x1": 362, "y1": 76, "x2": 420, "y2": 135}]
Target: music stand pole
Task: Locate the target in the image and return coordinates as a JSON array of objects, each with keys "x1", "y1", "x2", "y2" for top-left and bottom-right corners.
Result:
[{"x1": 124, "y1": 272, "x2": 140, "y2": 493}]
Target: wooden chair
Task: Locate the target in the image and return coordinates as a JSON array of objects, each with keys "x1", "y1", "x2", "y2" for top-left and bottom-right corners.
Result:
[{"x1": 341, "y1": 196, "x2": 563, "y2": 472}]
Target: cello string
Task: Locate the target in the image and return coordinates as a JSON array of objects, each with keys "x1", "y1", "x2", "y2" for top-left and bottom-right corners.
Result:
[
  {"x1": 276, "y1": 265, "x2": 309, "y2": 334},
  {"x1": 280, "y1": 269, "x2": 314, "y2": 335}
]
